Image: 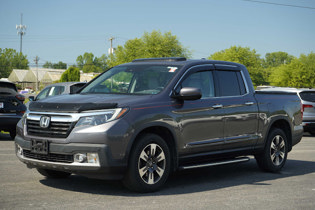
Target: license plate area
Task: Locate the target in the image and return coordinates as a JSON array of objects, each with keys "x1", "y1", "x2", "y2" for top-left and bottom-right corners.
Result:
[{"x1": 31, "y1": 139, "x2": 49, "y2": 154}]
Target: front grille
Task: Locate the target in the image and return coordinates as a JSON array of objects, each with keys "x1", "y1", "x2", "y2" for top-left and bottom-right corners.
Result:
[
  {"x1": 23, "y1": 150, "x2": 74, "y2": 163},
  {"x1": 27, "y1": 119, "x2": 73, "y2": 138}
]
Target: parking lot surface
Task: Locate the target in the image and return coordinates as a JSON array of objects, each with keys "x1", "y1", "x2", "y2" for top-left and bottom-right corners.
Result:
[{"x1": 0, "y1": 133, "x2": 314, "y2": 210}]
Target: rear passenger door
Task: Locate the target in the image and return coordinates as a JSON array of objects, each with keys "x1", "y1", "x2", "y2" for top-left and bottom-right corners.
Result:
[{"x1": 214, "y1": 65, "x2": 259, "y2": 150}]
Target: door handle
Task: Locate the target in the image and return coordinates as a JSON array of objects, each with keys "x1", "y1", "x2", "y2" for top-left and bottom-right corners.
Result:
[
  {"x1": 212, "y1": 104, "x2": 223, "y2": 109},
  {"x1": 245, "y1": 101, "x2": 254, "y2": 106}
]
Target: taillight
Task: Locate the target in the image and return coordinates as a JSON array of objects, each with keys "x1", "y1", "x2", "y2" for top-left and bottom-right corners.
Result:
[
  {"x1": 302, "y1": 104, "x2": 313, "y2": 112},
  {"x1": 16, "y1": 94, "x2": 25, "y2": 102}
]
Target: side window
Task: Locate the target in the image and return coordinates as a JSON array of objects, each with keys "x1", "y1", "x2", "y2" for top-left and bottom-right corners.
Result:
[
  {"x1": 216, "y1": 71, "x2": 243, "y2": 96},
  {"x1": 181, "y1": 71, "x2": 215, "y2": 98},
  {"x1": 36, "y1": 87, "x2": 50, "y2": 100},
  {"x1": 236, "y1": 72, "x2": 247, "y2": 95},
  {"x1": 48, "y1": 86, "x2": 65, "y2": 97}
]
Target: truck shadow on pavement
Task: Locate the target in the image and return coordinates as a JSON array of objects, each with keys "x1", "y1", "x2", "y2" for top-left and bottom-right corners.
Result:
[{"x1": 39, "y1": 158, "x2": 315, "y2": 196}]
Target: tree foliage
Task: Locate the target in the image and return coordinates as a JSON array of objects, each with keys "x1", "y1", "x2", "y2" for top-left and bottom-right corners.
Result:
[
  {"x1": 60, "y1": 66, "x2": 80, "y2": 82},
  {"x1": 107, "y1": 30, "x2": 191, "y2": 67},
  {"x1": 43, "y1": 61, "x2": 67, "y2": 69},
  {"x1": 269, "y1": 52, "x2": 315, "y2": 88},
  {"x1": 208, "y1": 46, "x2": 264, "y2": 86},
  {"x1": 76, "y1": 53, "x2": 108, "y2": 73},
  {"x1": 0, "y1": 48, "x2": 29, "y2": 78},
  {"x1": 263, "y1": 51, "x2": 294, "y2": 68}
]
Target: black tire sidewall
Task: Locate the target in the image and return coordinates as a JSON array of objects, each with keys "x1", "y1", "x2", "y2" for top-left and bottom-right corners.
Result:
[
  {"x1": 256, "y1": 128, "x2": 288, "y2": 172},
  {"x1": 124, "y1": 133, "x2": 171, "y2": 192}
]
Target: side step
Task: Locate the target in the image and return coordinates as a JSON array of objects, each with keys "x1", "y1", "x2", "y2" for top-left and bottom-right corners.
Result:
[{"x1": 179, "y1": 157, "x2": 250, "y2": 170}]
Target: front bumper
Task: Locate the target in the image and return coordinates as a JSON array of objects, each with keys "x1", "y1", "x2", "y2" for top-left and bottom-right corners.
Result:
[{"x1": 15, "y1": 135, "x2": 127, "y2": 180}]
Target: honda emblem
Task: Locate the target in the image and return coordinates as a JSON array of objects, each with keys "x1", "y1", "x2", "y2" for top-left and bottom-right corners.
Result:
[{"x1": 39, "y1": 116, "x2": 50, "y2": 128}]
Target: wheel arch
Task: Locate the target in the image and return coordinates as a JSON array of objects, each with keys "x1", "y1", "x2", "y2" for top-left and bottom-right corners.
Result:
[
  {"x1": 266, "y1": 118, "x2": 293, "y2": 152},
  {"x1": 126, "y1": 125, "x2": 178, "y2": 171}
]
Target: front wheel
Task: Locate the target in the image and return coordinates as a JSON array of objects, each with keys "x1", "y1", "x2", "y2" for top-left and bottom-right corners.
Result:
[
  {"x1": 255, "y1": 128, "x2": 288, "y2": 172},
  {"x1": 123, "y1": 133, "x2": 171, "y2": 192},
  {"x1": 37, "y1": 168, "x2": 71, "y2": 179}
]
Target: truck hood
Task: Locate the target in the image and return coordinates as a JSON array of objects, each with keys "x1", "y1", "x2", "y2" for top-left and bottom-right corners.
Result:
[{"x1": 29, "y1": 93, "x2": 152, "y2": 113}]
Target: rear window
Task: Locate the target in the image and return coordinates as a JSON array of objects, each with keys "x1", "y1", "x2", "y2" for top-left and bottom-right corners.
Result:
[
  {"x1": 299, "y1": 91, "x2": 315, "y2": 102},
  {"x1": 0, "y1": 82, "x2": 17, "y2": 92}
]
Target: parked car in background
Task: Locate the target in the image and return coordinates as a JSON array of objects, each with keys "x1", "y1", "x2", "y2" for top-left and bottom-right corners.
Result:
[
  {"x1": 299, "y1": 89, "x2": 315, "y2": 135},
  {"x1": 0, "y1": 81, "x2": 26, "y2": 139},
  {"x1": 259, "y1": 87, "x2": 315, "y2": 136},
  {"x1": 27, "y1": 82, "x2": 86, "y2": 104}
]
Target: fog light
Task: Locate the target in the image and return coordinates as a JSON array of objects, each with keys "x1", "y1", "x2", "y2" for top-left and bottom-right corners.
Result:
[
  {"x1": 87, "y1": 153, "x2": 99, "y2": 164},
  {"x1": 74, "y1": 153, "x2": 87, "y2": 163},
  {"x1": 17, "y1": 145, "x2": 23, "y2": 156}
]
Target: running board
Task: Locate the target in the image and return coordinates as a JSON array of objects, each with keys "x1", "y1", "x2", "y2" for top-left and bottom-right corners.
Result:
[{"x1": 179, "y1": 157, "x2": 250, "y2": 170}]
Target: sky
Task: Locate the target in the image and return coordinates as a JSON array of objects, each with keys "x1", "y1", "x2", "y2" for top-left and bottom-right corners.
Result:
[{"x1": 1, "y1": 0, "x2": 315, "y2": 67}]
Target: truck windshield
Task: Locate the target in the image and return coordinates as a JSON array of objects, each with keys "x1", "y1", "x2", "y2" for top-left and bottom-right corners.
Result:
[{"x1": 80, "y1": 64, "x2": 182, "y2": 95}]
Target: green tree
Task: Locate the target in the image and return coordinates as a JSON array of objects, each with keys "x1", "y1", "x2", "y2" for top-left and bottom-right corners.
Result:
[
  {"x1": 263, "y1": 51, "x2": 295, "y2": 68},
  {"x1": 269, "y1": 52, "x2": 315, "y2": 88},
  {"x1": 262, "y1": 52, "x2": 295, "y2": 85},
  {"x1": 0, "y1": 48, "x2": 29, "y2": 78},
  {"x1": 76, "y1": 53, "x2": 107, "y2": 73},
  {"x1": 43, "y1": 61, "x2": 53, "y2": 68},
  {"x1": 107, "y1": 30, "x2": 191, "y2": 67},
  {"x1": 208, "y1": 46, "x2": 264, "y2": 86},
  {"x1": 43, "y1": 61, "x2": 67, "y2": 69},
  {"x1": 60, "y1": 66, "x2": 80, "y2": 82}
]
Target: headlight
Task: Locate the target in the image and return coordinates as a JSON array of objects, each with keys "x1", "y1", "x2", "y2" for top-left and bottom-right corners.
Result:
[
  {"x1": 75, "y1": 108, "x2": 128, "y2": 128},
  {"x1": 21, "y1": 112, "x2": 28, "y2": 127}
]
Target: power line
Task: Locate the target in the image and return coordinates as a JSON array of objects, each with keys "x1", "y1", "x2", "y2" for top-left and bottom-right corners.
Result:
[{"x1": 242, "y1": 0, "x2": 315, "y2": 10}]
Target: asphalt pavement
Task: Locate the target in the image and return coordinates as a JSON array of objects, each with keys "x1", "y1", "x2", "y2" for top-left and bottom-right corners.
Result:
[{"x1": 0, "y1": 133, "x2": 314, "y2": 210}]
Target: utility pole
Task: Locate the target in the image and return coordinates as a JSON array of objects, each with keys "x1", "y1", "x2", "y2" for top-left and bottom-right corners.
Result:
[
  {"x1": 108, "y1": 37, "x2": 114, "y2": 55},
  {"x1": 16, "y1": 13, "x2": 26, "y2": 54},
  {"x1": 34, "y1": 56, "x2": 39, "y2": 92}
]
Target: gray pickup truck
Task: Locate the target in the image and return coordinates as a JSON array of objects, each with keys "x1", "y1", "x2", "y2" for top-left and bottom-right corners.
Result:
[{"x1": 15, "y1": 58, "x2": 303, "y2": 192}]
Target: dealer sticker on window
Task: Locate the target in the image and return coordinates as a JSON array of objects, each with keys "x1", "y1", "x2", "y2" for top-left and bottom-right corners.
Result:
[
  {"x1": 0, "y1": 102, "x2": 3, "y2": 109},
  {"x1": 168, "y1": 67, "x2": 178, "y2": 73}
]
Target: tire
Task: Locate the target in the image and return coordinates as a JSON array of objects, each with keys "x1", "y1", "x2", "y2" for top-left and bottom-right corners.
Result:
[
  {"x1": 255, "y1": 128, "x2": 288, "y2": 172},
  {"x1": 37, "y1": 168, "x2": 71, "y2": 179},
  {"x1": 123, "y1": 133, "x2": 171, "y2": 193},
  {"x1": 10, "y1": 130, "x2": 16, "y2": 140}
]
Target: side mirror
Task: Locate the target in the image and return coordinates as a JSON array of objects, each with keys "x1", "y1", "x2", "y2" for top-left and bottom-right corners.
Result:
[
  {"x1": 172, "y1": 87, "x2": 202, "y2": 100},
  {"x1": 29, "y1": 96, "x2": 35, "y2": 101}
]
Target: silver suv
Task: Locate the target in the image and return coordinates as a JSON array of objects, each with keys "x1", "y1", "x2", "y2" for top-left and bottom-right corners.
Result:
[
  {"x1": 258, "y1": 87, "x2": 315, "y2": 135},
  {"x1": 299, "y1": 90, "x2": 315, "y2": 135}
]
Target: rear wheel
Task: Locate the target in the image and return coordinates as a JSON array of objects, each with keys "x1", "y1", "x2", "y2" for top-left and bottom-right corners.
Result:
[
  {"x1": 37, "y1": 168, "x2": 71, "y2": 179},
  {"x1": 255, "y1": 128, "x2": 288, "y2": 172},
  {"x1": 123, "y1": 133, "x2": 171, "y2": 192}
]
